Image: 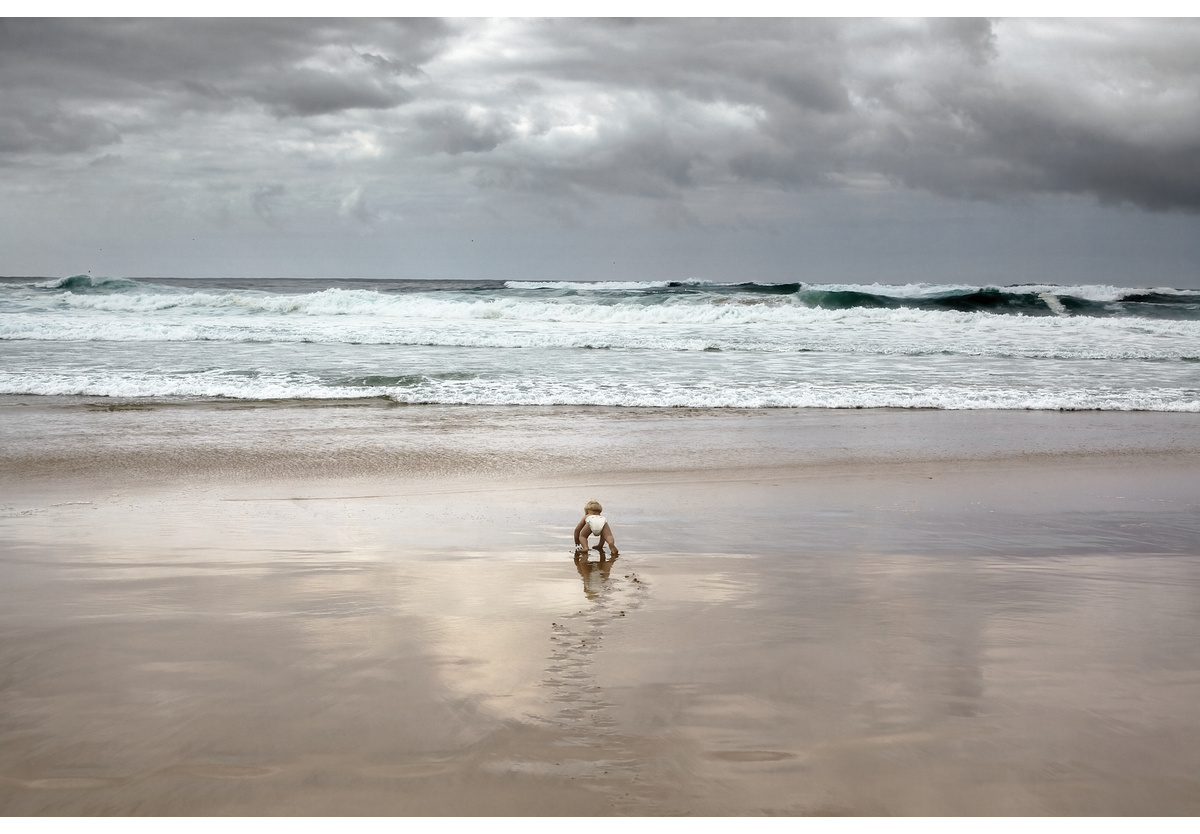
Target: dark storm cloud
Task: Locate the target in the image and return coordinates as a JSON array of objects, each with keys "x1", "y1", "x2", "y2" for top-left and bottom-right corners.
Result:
[
  {"x1": 472, "y1": 17, "x2": 1200, "y2": 213},
  {"x1": 247, "y1": 68, "x2": 413, "y2": 117},
  {"x1": 0, "y1": 18, "x2": 449, "y2": 135},
  {"x1": 0, "y1": 101, "x2": 120, "y2": 154},
  {"x1": 0, "y1": 18, "x2": 450, "y2": 87},
  {"x1": 413, "y1": 107, "x2": 514, "y2": 155},
  {"x1": 949, "y1": 95, "x2": 1200, "y2": 210},
  {"x1": 826, "y1": 19, "x2": 1200, "y2": 211},
  {"x1": 1, "y1": 17, "x2": 1199, "y2": 217}
]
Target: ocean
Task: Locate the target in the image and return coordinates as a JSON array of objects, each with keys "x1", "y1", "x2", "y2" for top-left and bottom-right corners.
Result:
[{"x1": 2, "y1": 275, "x2": 1199, "y2": 411}]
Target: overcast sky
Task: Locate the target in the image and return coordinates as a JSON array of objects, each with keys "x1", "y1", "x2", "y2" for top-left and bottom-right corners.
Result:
[{"x1": 3, "y1": 17, "x2": 1199, "y2": 286}]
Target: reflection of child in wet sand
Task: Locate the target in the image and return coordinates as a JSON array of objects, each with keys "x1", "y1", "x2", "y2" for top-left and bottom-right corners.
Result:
[
  {"x1": 575, "y1": 552, "x2": 616, "y2": 599},
  {"x1": 574, "y1": 499, "x2": 619, "y2": 558}
]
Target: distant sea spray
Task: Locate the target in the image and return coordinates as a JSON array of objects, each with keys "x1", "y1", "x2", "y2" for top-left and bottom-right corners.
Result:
[{"x1": 1, "y1": 275, "x2": 1198, "y2": 410}]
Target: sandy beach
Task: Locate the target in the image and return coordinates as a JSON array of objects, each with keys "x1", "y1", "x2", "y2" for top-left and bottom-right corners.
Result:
[{"x1": 2, "y1": 399, "x2": 1199, "y2": 815}]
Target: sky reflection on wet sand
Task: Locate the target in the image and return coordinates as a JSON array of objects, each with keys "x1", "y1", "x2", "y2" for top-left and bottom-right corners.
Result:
[{"x1": 1, "y1": 407, "x2": 1198, "y2": 814}]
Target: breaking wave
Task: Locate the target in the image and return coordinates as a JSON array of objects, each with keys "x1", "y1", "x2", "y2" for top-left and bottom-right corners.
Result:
[
  {"x1": 3, "y1": 274, "x2": 1198, "y2": 411},
  {"x1": 2, "y1": 369, "x2": 1196, "y2": 411}
]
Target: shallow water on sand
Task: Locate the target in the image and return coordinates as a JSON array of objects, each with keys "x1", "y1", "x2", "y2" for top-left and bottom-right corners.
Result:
[
  {"x1": 1, "y1": 405, "x2": 1199, "y2": 814},
  {"x1": 2, "y1": 539, "x2": 1199, "y2": 814}
]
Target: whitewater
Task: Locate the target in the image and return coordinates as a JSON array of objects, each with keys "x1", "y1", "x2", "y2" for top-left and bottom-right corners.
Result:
[{"x1": 1, "y1": 275, "x2": 1198, "y2": 410}]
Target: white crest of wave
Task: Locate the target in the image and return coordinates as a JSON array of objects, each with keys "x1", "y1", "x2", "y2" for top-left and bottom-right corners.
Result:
[
  {"x1": 12, "y1": 282, "x2": 1193, "y2": 325},
  {"x1": 5, "y1": 306, "x2": 1200, "y2": 361},
  {"x1": 505, "y1": 279, "x2": 706, "y2": 290},
  {"x1": 803, "y1": 282, "x2": 976, "y2": 298},
  {"x1": 3, "y1": 370, "x2": 1197, "y2": 412},
  {"x1": 52, "y1": 287, "x2": 819, "y2": 322},
  {"x1": 1002, "y1": 284, "x2": 1127, "y2": 303},
  {"x1": 33, "y1": 277, "x2": 78, "y2": 289},
  {"x1": 802, "y1": 281, "x2": 1200, "y2": 302},
  {"x1": 993, "y1": 283, "x2": 1199, "y2": 302},
  {"x1": 32, "y1": 275, "x2": 136, "y2": 290}
]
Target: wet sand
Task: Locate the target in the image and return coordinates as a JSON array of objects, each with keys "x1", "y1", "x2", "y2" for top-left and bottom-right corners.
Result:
[{"x1": 1, "y1": 400, "x2": 1199, "y2": 814}]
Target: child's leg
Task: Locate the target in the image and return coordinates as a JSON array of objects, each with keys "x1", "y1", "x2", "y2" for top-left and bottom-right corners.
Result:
[
  {"x1": 601, "y1": 524, "x2": 618, "y2": 555},
  {"x1": 575, "y1": 531, "x2": 590, "y2": 555}
]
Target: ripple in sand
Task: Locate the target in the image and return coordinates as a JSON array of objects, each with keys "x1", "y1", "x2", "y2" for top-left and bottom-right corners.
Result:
[
  {"x1": 20, "y1": 776, "x2": 125, "y2": 790},
  {"x1": 178, "y1": 764, "x2": 277, "y2": 779},
  {"x1": 708, "y1": 750, "x2": 796, "y2": 762},
  {"x1": 361, "y1": 762, "x2": 459, "y2": 779}
]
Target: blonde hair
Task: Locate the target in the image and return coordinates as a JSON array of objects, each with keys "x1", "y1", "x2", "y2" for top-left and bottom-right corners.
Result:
[{"x1": 584, "y1": 500, "x2": 602, "y2": 514}]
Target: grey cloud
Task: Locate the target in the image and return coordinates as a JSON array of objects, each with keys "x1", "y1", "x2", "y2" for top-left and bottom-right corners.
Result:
[
  {"x1": 1, "y1": 17, "x2": 1199, "y2": 222},
  {"x1": 928, "y1": 18, "x2": 998, "y2": 64},
  {"x1": 251, "y1": 184, "x2": 286, "y2": 220},
  {"x1": 433, "y1": 20, "x2": 856, "y2": 209},
  {"x1": 0, "y1": 19, "x2": 450, "y2": 88},
  {"x1": 180, "y1": 79, "x2": 228, "y2": 101},
  {"x1": 841, "y1": 19, "x2": 1200, "y2": 211},
  {"x1": 0, "y1": 18, "x2": 451, "y2": 144},
  {"x1": 359, "y1": 51, "x2": 426, "y2": 78},
  {"x1": 413, "y1": 108, "x2": 514, "y2": 155},
  {"x1": 965, "y1": 97, "x2": 1200, "y2": 210},
  {"x1": 407, "y1": 19, "x2": 855, "y2": 209},
  {"x1": 88, "y1": 153, "x2": 123, "y2": 168},
  {"x1": 0, "y1": 102, "x2": 120, "y2": 155},
  {"x1": 761, "y1": 68, "x2": 849, "y2": 114},
  {"x1": 475, "y1": 127, "x2": 695, "y2": 203},
  {"x1": 339, "y1": 186, "x2": 377, "y2": 224},
  {"x1": 460, "y1": 17, "x2": 1200, "y2": 213},
  {"x1": 247, "y1": 69, "x2": 412, "y2": 117},
  {"x1": 727, "y1": 147, "x2": 829, "y2": 190},
  {"x1": 557, "y1": 129, "x2": 697, "y2": 199}
]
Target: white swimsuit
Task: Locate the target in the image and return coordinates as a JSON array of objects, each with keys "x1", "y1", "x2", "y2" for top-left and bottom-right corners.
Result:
[{"x1": 585, "y1": 514, "x2": 607, "y2": 536}]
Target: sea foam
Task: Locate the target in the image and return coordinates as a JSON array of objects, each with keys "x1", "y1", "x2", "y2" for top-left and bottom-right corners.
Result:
[{"x1": 4, "y1": 275, "x2": 1198, "y2": 411}]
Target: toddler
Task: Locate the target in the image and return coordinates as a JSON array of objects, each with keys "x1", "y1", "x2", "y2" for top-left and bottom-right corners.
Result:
[{"x1": 573, "y1": 499, "x2": 618, "y2": 558}]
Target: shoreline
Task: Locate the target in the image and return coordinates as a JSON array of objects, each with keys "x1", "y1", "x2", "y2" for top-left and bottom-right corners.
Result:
[{"x1": 5, "y1": 396, "x2": 1200, "y2": 487}]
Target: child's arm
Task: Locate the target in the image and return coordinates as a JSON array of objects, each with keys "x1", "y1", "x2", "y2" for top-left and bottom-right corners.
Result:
[{"x1": 573, "y1": 517, "x2": 587, "y2": 546}]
